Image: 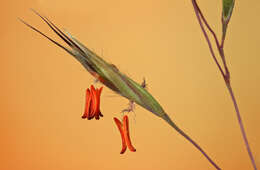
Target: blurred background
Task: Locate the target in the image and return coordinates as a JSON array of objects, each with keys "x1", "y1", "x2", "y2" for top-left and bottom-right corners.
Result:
[{"x1": 1, "y1": 0, "x2": 259, "y2": 169}]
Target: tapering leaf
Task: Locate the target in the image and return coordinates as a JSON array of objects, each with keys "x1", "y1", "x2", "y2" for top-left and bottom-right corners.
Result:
[
  {"x1": 66, "y1": 32, "x2": 166, "y2": 117},
  {"x1": 222, "y1": 0, "x2": 235, "y2": 40},
  {"x1": 222, "y1": 0, "x2": 235, "y2": 22}
]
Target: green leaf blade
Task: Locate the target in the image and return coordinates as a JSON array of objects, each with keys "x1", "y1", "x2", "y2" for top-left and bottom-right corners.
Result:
[
  {"x1": 65, "y1": 32, "x2": 166, "y2": 117},
  {"x1": 222, "y1": 0, "x2": 235, "y2": 25},
  {"x1": 222, "y1": 0, "x2": 235, "y2": 43}
]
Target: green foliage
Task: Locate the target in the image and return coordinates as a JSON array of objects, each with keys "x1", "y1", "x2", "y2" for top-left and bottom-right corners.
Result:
[
  {"x1": 64, "y1": 32, "x2": 166, "y2": 117},
  {"x1": 222, "y1": 0, "x2": 235, "y2": 41},
  {"x1": 222, "y1": 0, "x2": 235, "y2": 22}
]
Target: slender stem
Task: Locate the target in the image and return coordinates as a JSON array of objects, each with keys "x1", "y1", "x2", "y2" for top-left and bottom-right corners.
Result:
[
  {"x1": 191, "y1": 1, "x2": 257, "y2": 169},
  {"x1": 193, "y1": 1, "x2": 230, "y2": 79},
  {"x1": 225, "y1": 83, "x2": 257, "y2": 170},
  {"x1": 194, "y1": 1, "x2": 221, "y2": 49},
  {"x1": 162, "y1": 114, "x2": 221, "y2": 170},
  {"x1": 220, "y1": 17, "x2": 226, "y2": 48},
  {"x1": 191, "y1": 0, "x2": 225, "y2": 79},
  {"x1": 221, "y1": 36, "x2": 225, "y2": 49},
  {"x1": 219, "y1": 48, "x2": 230, "y2": 82}
]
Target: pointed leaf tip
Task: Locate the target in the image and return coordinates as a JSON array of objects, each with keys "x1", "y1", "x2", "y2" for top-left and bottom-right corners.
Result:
[
  {"x1": 222, "y1": 0, "x2": 235, "y2": 43},
  {"x1": 222, "y1": 0, "x2": 235, "y2": 23}
]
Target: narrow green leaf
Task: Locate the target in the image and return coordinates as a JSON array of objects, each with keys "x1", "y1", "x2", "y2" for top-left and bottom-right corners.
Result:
[
  {"x1": 222, "y1": 0, "x2": 235, "y2": 22},
  {"x1": 66, "y1": 31, "x2": 166, "y2": 117},
  {"x1": 222, "y1": 0, "x2": 235, "y2": 43}
]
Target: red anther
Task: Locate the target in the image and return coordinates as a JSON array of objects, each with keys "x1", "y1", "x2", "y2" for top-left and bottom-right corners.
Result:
[{"x1": 114, "y1": 115, "x2": 136, "y2": 154}]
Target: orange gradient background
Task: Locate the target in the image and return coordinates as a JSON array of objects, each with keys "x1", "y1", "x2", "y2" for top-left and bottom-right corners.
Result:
[{"x1": 1, "y1": 0, "x2": 259, "y2": 169}]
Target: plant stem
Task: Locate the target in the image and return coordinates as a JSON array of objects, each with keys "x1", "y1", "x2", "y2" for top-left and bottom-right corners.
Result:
[
  {"x1": 191, "y1": 0, "x2": 225, "y2": 79},
  {"x1": 225, "y1": 83, "x2": 257, "y2": 170},
  {"x1": 191, "y1": 1, "x2": 257, "y2": 169},
  {"x1": 192, "y1": 1, "x2": 230, "y2": 79},
  {"x1": 195, "y1": 2, "x2": 221, "y2": 49},
  {"x1": 162, "y1": 114, "x2": 221, "y2": 170}
]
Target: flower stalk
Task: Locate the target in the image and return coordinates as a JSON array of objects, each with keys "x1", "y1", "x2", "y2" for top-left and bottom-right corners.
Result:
[{"x1": 191, "y1": 1, "x2": 257, "y2": 169}]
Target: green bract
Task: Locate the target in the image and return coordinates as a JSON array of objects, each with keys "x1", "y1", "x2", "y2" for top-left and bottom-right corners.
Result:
[
  {"x1": 222, "y1": 0, "x2": 235, "y2": 22},
  {"x1": 222, "y1": 0, "x2": 235, "y2": 43},
  {"x1": 20, "y1": 9, "x2": 166, "y2": 119},
  {"x1": 68, "y1": 32, "x2": 166, "y2": 117}
]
